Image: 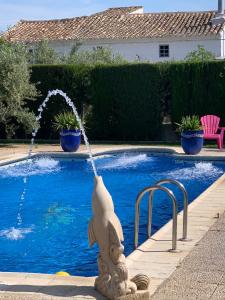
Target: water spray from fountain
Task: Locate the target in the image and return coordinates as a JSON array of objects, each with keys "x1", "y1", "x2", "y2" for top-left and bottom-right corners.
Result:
[
  {"x1": 14, "y1": 89, "x2": 98, "y2": 238},
  {"x1": 29, "y1": 89, "x2": 98, "y2": 176},
  {"x1": 21, "y1": 89, "x2": 98, "y2": 214}
]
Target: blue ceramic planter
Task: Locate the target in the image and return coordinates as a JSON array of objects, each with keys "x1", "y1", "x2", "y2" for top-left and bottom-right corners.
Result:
[
  {"x1": 181, "y1": 130, "x2": 204, "y2": 155},
  {"x1": 60, "y1": 129, "x2": 81, "y2": 152}
]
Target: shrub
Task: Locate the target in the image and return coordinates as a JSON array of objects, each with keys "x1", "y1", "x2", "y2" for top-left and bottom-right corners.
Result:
[
  {"x1": 30, "y1": 64, "x2": 91, "y2": 138},
  {"x1": 53, "y1": 112, "x2": 80, "y2": 131},
  {"x1": 185, "y1": 45, "x2": 215, "y2": 62},
  {"x1": 28, "y1": 60, "x2": 225, "y2": 141},
  {"x1": 31, "y1": 40, "x2": 62, "y2": 64},
  {"x1": 175, "y1": 115, "x2": 202, "y2": 132},
  {"x1": 67, "y1": 46, "x2": 127, "y2": 65},
  {"x1": 88, "y1": 64, "x2": 162, "y2": 140},
  {"x1": 0, "y1": 40, "x2": 38, "y2": 138},
  {"x1": 170, "y1": 61, "x2": 225, "y2": 126}
]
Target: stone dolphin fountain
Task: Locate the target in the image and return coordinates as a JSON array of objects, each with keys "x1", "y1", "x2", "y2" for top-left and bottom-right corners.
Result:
[
  {"x1": 88, "y1": 176, "x2": 149, "y2": 300},
  {"x1": 24, "y1": 89, "x2": 149, "y2": 299}
]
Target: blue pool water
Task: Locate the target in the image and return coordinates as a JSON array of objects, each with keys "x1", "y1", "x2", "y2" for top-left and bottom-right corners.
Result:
[{"x1": 0, "y1": 152, "x2": 224, "y2": 276}]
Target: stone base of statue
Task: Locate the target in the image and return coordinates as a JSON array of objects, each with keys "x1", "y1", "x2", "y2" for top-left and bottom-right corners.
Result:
[
  {"x1": 88, "y1": 176, "x2": 150, "y2": 300},
  {"x1": 117, "y1": 291, "x2": 150, "y2": 300}
]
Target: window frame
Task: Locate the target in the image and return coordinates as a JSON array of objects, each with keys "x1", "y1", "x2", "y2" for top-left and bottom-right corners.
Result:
[{"x1": 159, "y1": 44, "x2": 169, "y2": 58}]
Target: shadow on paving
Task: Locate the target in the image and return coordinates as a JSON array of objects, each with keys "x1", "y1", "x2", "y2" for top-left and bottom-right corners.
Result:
[
  {"x1": 0, "y1": 284, "x2": 106, "y2": 299},
  {"x1": 0, "y1": 145, "x2": 13, "y2": 148}
]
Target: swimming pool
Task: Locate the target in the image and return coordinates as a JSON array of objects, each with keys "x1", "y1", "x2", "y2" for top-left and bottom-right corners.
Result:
[{"x1": 0, "y1": 152, "x2": 224, "y2": 276}]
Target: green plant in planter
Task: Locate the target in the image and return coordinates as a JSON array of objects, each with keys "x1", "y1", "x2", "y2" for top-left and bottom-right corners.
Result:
[
  {"x1": 175, "y1": 115, "x2": 202, "y2": 132},
  {"x1": 53, "y1": 112, "x2": 80, "y2": 131},
  {"x1": 54, "y1": 112, "x2": 81, "y2": 152}
]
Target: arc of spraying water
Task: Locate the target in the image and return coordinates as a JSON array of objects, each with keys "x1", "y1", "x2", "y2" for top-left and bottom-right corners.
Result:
[
  {"x1": 29, "y1": 89, "x2": 98, "y2": 176},
  {"x1": 17, "y1": 89, "x2": 98, "y2": 227}
]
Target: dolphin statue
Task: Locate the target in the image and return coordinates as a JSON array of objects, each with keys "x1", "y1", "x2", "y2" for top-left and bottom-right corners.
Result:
[{"x1": 88, "y1": 176, "x2": 137, "y2": 299}]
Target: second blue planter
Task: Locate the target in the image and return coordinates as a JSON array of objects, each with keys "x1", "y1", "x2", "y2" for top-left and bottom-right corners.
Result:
[{"x1": 181, "y1": 130, "x2": 204, "y2": 155}]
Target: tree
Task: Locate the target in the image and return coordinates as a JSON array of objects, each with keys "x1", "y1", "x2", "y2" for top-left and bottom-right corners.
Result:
[
  {"x1": 33, "y1": 40, "x2": 61, "y2": 64},
  {"x1": 0, "y1": 40, "x2": 38, "y2": 138},
  {"x1": 185, "y1": 45, "x2": 215, "y2": 62},
  {"x1": 28, "y1": 41, "x2": 127, "y2": 65},
  {"x1": 67, "y1": 46, "x2": 127, "y2": 65}
]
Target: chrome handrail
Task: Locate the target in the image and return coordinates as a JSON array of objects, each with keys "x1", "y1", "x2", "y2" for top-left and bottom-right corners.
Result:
[
  {"x1": 135, "y1": 185, "x2": 179, "y2": 252},
  {"x1": 154, "y1": 179, "x2": 188, "y2": 241}
]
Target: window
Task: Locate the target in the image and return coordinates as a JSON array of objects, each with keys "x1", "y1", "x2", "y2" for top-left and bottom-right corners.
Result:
[
  {"x1": 159, "y1": 45, "x2": 169, "y2": 58},
  {"x1": 94, "y1": 46, "x2": 103, "y2": 50}
]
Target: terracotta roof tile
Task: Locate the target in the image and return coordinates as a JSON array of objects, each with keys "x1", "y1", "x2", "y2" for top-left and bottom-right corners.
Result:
[{"x1": 3, "y1": 8, "x2": 224, "y2": 43}]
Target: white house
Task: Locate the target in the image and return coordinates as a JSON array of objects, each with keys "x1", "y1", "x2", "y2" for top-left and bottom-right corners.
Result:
[{"x1": 4, "y1": 2, "x2": 225, "y2": 62}]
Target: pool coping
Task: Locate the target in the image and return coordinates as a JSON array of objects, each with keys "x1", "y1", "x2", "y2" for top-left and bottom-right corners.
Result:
[
  {"x1": 0, "y1": 146, "x2": 225, "y2": 299},
  {"x1": 1, "y1": 146, "x2": 225, "y2": 167}
]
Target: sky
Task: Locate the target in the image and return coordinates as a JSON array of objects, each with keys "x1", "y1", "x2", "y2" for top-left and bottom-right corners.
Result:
[{"x1": 0, "y1": 0, "x2": 223, "y2": 32}]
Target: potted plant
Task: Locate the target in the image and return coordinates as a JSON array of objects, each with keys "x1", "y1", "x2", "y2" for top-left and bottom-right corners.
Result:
[
  {"x1": 54, "y1": 112, "x2": 81, "y2": 152},
  {"x1": 176, "y1": 115, "x2": 204, "y2": 155}
]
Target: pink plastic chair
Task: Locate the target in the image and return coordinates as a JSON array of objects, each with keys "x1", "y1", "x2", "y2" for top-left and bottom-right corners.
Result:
[{"x1": 201, "y1": 115, "x2": 225, "y2": 149}]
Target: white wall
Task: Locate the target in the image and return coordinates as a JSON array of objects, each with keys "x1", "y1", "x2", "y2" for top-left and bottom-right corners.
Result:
[
  {"x1": 129, "y1": 7, "x2": 144, "y2": 14},
  {"x1": 220, "y1": 29, "x2": 225, "y2": 58},
  {"x1": 40, "y1": 36, "x2": 222, "y2": 62}
]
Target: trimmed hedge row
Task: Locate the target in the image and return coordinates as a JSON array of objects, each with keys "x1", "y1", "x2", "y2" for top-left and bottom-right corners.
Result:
[
  {"x1": 29, "y1": 61, "x2": 225, "y2": 141},
  {"x1": 30, "y1": 64, "x2": 163, "y2": 140},
  {"x1": 170, "y1": 61, "x2": 225, "y2": 126},
  {"x1": 89, "y1": 64, "x2": 162, "y2": 140},
  {"x1": 30, "y1": 64, "x2": 91, "y2": 139}
]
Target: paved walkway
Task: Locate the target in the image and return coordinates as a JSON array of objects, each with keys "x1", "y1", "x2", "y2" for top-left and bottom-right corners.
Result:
[
  {"x1": 152, "y1": 212, "x2": 225, "y2": 300},
  {"x1": 0, "y1": 275, "x2": 106, "y2": 300}
]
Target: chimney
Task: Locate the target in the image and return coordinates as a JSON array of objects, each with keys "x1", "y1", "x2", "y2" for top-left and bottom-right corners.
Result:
[
  {"x1": 218, "y1": 0, "x2": 224, "y2": 15},
  {"x1": 211, "y1": 0, "x2": 225, "y2": 25}
]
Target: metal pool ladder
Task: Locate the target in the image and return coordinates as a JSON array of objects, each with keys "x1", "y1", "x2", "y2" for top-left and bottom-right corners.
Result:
[
  {"x1": 134, "y1": 179, "x2": 189, "y2": 253},
  {"x1": 154, "y1": 179, "x2": 189, "y2": 242}
]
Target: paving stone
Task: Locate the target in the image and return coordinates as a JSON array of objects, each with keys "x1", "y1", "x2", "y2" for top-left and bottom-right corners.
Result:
[
  {"x1": 152, "y1": 212, "x2": 225, "y2": 299},
  {"x1": 211, "y1": 284, "x2": 225, "y2": 299},
  {"x1": 152, "y1": 281, "x2": 217, "y2": 299},
  {"x1": 217, "y1": 273, "x2": 225, "y2": 285},
  {"x1": 169, "y1": 270, "x2": 224, "y2": 285},
  {"x1": 210, "y1": 217, "x2": 225, "y2": 231}
]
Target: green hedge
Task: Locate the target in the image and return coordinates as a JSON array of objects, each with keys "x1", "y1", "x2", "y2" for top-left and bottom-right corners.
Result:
[
  {"x1": 28, "y1": 61, "x2": 225, "y2": 141},
  {"x1": 89, "y1": 64, "x2": 162, "y2": 140},
  {"x1": 30, "y1": 64, "x2": 91, "y2": 139},
  {"x1": 170, "y1": 61, "x2": 225, "y2": 125}
]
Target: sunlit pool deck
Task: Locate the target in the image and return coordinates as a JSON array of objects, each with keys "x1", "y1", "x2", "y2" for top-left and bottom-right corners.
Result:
[{"x1": 0, "y1": 144, "x2": 225, "y2": 299}]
